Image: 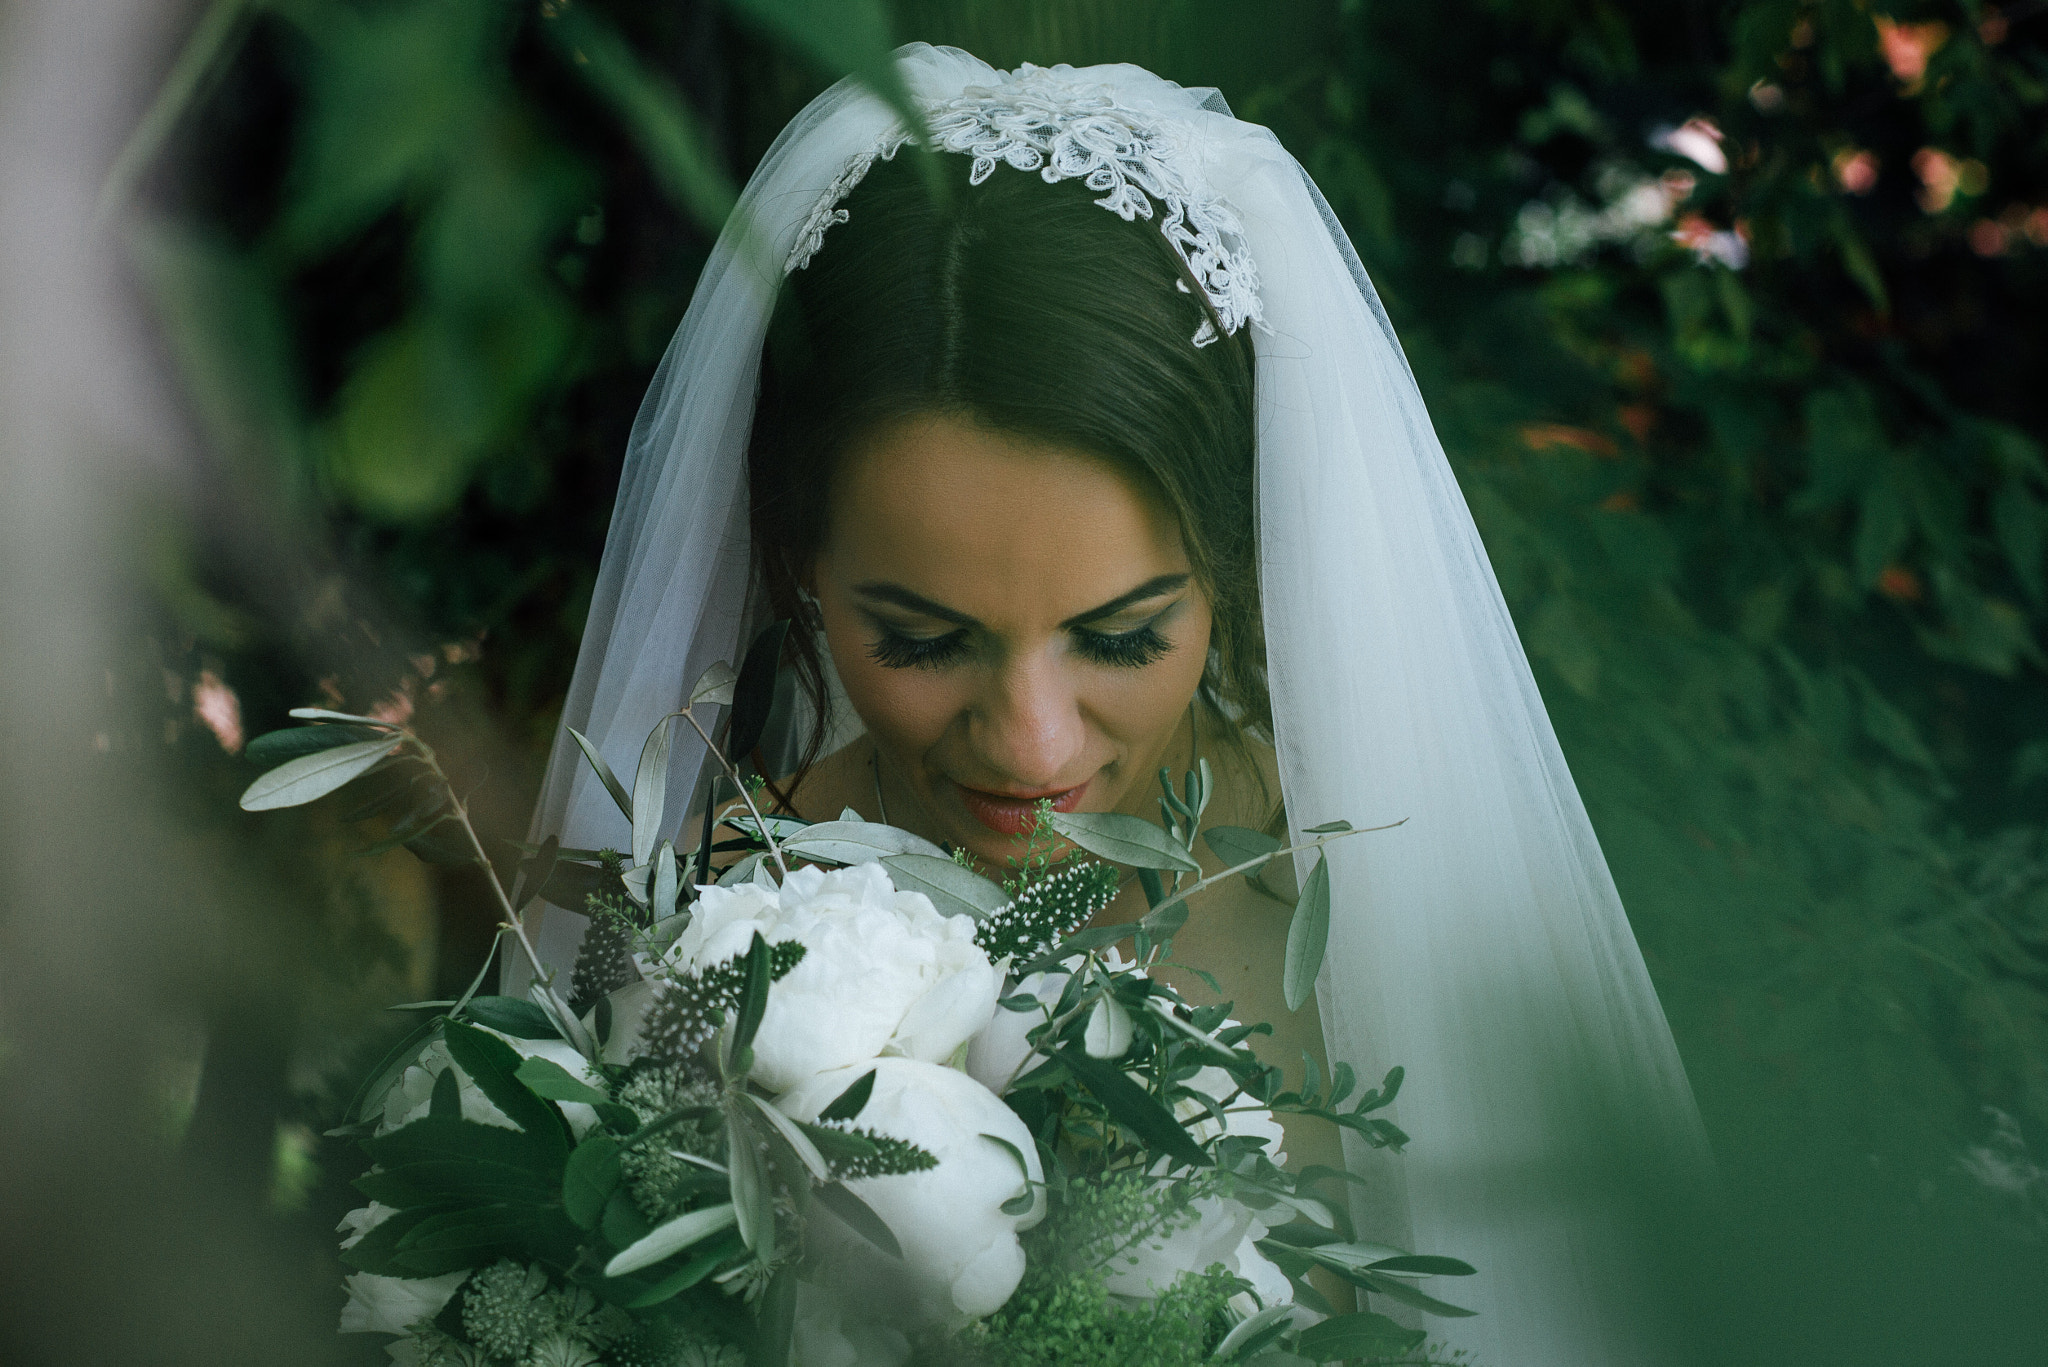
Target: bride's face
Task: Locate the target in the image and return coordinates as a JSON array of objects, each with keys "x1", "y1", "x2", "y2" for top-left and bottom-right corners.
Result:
[{"x1": 811, "y1": 411, "x2": 1213, "y2": 865}]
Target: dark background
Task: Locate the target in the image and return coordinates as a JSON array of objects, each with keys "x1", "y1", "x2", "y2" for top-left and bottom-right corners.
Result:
[{"x1": 7, "y1": 0, "x2": 2047, "y2": 1361}]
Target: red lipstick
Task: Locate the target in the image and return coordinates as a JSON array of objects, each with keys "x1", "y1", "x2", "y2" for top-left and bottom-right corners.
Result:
[{"x1": 956, "y1": 780, "x2": 1089, "y2": 836}]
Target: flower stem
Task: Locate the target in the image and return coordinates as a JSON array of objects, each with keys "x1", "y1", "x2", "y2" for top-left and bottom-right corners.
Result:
[
  {"x1": 678, "y1": 706, "x2": 790, "y2": 880},
  {"x1": 1138, "y1": 819, "x2": 1406, "y2": 923},
  {"x1": 406, "y1": 734, "x2": 594, "y2": 1054}
]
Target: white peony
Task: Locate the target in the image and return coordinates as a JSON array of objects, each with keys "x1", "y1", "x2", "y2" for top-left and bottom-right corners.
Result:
[
  {"x1": 963, "y1": 969, "x2": 1067, "y2": 1094},
  {"x1": 777, "y1": 1057, "x2": 1045, "y2": 1324},
  {"x1": 665, "y1": 863, "x2": 1000, "y2": 1093},
  {"x1": 1100, "y1": 1192, "x2": 1294, "y2": 1309},
  {"x1": 378, "y1": 1027, "x2": 604, "y2": 1140},
  {"x1": 964, "y1": 949, "x2": 1133, "y2": 1095}
]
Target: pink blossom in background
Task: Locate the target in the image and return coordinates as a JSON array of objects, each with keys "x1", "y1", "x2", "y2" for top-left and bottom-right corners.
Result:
[
  {"x1": 1832, "y1": 148, "x2": 1880, "y2": 196},
  {"x1": 1873, "y1": 16, "x2": 1949, "y2": 86},
  {"x1": 369, "y1": 686, "x2": 415, "y2": 727},
  {"x1": 192, "y1": 670, "x2": 243, "y2": 754}
]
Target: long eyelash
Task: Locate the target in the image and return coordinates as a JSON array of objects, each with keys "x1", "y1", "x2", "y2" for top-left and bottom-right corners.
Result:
[
  {"x1": 867, "y1": 628, "x2": 970, "y2": 671},
  {"x1": 1075, "y1": 624, "x2": 1173, "y2": 669}
]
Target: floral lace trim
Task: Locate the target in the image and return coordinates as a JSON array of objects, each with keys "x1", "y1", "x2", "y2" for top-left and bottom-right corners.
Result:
[{"x1": 785, "y1": 66, "x2": 1266, "y2": 347}]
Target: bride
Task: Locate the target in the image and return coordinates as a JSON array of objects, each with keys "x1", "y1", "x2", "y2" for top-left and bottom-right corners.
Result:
[{"x1": 522, "y1": 46, "x2": 1710, "y2": 1366}]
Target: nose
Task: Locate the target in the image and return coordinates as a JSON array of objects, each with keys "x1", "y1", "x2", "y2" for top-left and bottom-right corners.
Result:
[{"x1": 968, "y1": 656, "x2": 1087, "y2": 790}]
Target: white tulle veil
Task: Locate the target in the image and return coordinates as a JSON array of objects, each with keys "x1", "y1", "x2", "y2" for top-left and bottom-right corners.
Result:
[{"x1": 522, "y1": 44, "x2": 1711, "y2": 1365}]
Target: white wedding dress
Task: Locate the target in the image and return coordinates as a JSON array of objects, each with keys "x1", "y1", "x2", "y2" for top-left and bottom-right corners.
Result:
[{"x1": 516, "y1": 47, "x2": 1712, "y2": 1366}]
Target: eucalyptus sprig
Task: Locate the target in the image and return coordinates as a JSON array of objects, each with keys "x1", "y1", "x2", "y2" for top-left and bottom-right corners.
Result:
[{"x1": 238, "y1": 707, "x2": 595, "y2": 1056}]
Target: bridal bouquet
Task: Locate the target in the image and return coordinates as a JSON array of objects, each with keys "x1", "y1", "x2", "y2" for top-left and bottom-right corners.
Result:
[{"x1": 241, "y1": 626, "x2": 1474, "y2": 1366}]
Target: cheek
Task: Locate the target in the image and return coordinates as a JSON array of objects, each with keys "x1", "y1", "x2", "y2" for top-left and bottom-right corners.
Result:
[
  {"x1": 1084, "y1": 603, "x2": 1214, "y2": 742},
  {"x1": 817, "y1": 605, "x2": 960, "y2": 751}
]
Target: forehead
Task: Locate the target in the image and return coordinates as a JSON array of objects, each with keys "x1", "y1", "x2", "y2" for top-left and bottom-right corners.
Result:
[{"x1": 822, "y1": 413, "x2": 1190, "y2": 622}]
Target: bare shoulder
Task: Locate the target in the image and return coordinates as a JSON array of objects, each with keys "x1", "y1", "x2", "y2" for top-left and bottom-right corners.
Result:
[{"x1": 774, "y1": 733, "x2": 877, "y2": 824}]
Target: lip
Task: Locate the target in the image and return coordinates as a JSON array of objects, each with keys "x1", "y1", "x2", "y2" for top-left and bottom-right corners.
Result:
[{"x1": 954, "y1": 779, "x2": 1090, "y2": 836}]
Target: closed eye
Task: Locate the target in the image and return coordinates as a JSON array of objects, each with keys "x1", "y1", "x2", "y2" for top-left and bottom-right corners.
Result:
[
  {"x1": 867, "y1": 625, "x2": 970, "y2": 671},
  {"x1": 1073, "y1": 622, "x2": 1173, "y2": 668}
]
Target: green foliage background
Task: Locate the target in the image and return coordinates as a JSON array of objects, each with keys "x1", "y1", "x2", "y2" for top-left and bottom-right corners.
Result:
[{"x1": 128, "y1": 0, "x2": 2048, "y2": 1360}]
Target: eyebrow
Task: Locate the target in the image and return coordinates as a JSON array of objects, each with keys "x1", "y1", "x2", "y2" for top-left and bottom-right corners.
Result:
[{"x1": 852, "y1": 573, "x2": 1190, "y2": 631}]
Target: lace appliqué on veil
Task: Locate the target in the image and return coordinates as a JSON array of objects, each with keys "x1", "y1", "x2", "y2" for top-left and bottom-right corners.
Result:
[{"x1": 785, "y1": 66, "x2": 1266, "y2": 347}]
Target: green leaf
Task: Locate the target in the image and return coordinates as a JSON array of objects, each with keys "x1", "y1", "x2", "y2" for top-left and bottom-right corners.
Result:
[
  {"x1": 980, "y1": 1131, "x2": 1038, "y2": 1215},
  {"x1": 356, "y1": 1158, "x2": 554, "y2": 1208},
  {"x1": 287, "y1": 707, "x2": 399, "y2": 726},
  {"x1": 1203, "y1": 823, "x2": 1281, "y2": 871},
  {"x1": 1303, "y1": 820, "x2": 1353, "y2": 834},
  {"x1": 1352, "y1": 1270, "x2": 1478, "y2": 1317},
  {"x1": 245, "y1": 723, "x2": 387, "y2": 766},
  {"x1": 604, "y1": 1201, "x2": 738, "y2": 1276},
  {"x1": 817, "y1": 1069, "x2": 876, "y2": 1123},
  {"x1": 348, "y1": 1016, "x2": 442, "y2": 1125},
  {"x1": 750, "y1": 1263, "x2": 798, "y2": 1367},
  {"x1": 722, "y1": 0, "x2": 925, "y2": 158},
  {"x1": 365, "y1": 1116, "x2": 558, "y2": 1178},
  {"x1": 238, "y1": 737, "x2": 395, "y2": 810},
  {"x1": 514, "y1": 1055, "x2": 610, "y2": 1106},
  {"x1": 1047, "y1": 811, "x2": 1201, "y2": 872},
  {"x1": 1283, "y1": 855, "x2": 1331, "y2": 1012},
  {"x1": 746, "y1": 1093, "x2": 830, "y2": 1182},
  {"x1": 1139, "y1": 902, "x2": 1188, "y2": 939},
  {"x1": 728, "y1": 619, "x2": 790, "y2": 761},
  {"x1": 796, "y1": 1122, "x2": 879, "y2": 1164},
  {"x1": 689, "y1": 660, "x2": 738, "y2": 708},
  {"x1": 517, "y1": 835, "x2": 560, "y2": 913},
  {"x1": 338, "y1": 1205, "x2": 435, "y2": 1274},
  {"x1": 783, "y1": 821, "x2": 947, "y2": 865},
  {"x1": 1213, "y1": 1303, "x2": 1295, "y2": 1361},
  {"x1": 567, "y1": 725, "x2": 633, "y2": 824},
  {"x1": 561, "y1": 1136, "x2": 621, "y2": 1230},
  {"x1": 1995, "y1": 480, "x2": 2046, "y2": 603},
  {"x1": 653, "y1": 839, "x2": 679, "y2": 920},
  {"x1": 729, "y1": 932, "x2": 774, "y2": 1058},
  {"x1": 632, "y1": 715, "x2": 675, "y2": 867},
  {"x1": 729, "y1": 1113, "x2": 775, "y2": 1253},
  {"x1": 548, "y1": 9, "x2": 737, "y2": 236},
  {"x1": 1367, "y1": 1254, "x2": 1479, "y2": 1277},
  {"x1": 392, "y1": 1206, "x2": 530, "y2": 1271},
  {"x1": 1294, "y1": 1311, "x2": 1426, "y2": 1361},
  {"x1": 428, "y1": 1065, "x2": 460, "y2": 1121},
  {"x1": 1853, "y1": 474, "x2": 1909, "y2": 588},
  {"x1": 603, "y1": 1186, "x2": 652, "y2": 1252},
  {"x1": 460, "y1": 995, "x2": 561, "y2": 1040},
  {"x1": 879, "y1": 853, "x2": 1009, "y2": 918},
  {"x1": 1052, "y1": 1046, "x2": 1210, "y2": 1169},
  {"x1": 623, "y1": 1230, "x2": 747, "y2": 1307},
  {"x1": 811, "y1": 1181, "x2": 901, "y2": 1259},
  {"x1": 441, "y1": 1022, "x2": 571, "y2": 1159}
]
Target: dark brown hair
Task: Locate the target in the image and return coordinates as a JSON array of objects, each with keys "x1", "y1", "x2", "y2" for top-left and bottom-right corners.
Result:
[{"x1": 748, "y1": 150, "x2": 1264, "y2": 778}]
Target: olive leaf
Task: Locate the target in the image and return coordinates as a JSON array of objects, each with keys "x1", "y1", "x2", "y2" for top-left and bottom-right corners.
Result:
[
  {"x1": 1046, "y1": 810, "x2": 1200, "y2": 873},
  {"x1": 1282, "y1": 854, "x2": 1331, "y2": 1012},
  {"x1": 604, "y1": 1202, "x2": 737, "y2": 1277},
  {"x1": 239, "y1": 737, "x2": 395, "y2": 811}
]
